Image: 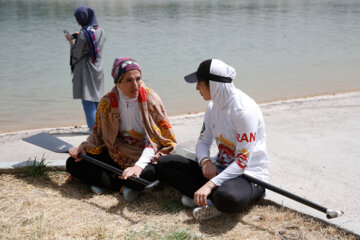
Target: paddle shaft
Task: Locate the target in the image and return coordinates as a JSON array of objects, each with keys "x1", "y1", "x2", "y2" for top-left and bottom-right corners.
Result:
[
  {"x1": 243, "y1": 173, "x2": 329, "y2": 214},
  {"x1": 78, "y1": 153, "x2": 154, "y2": 187},
  {"x1": 23, "y1": 132, "x2": 160, "y2": 189}
]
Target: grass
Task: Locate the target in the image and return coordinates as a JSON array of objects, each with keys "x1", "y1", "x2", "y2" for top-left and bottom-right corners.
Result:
[
  {"x1": 124, "y1": 225, "x2": 203, "y2": 240},
  {"x1": 24, "y1": 154, "x2": 48, "y2": 178},
  {"x1": 0, "y1": 171, "x2": 358, "y2": 239},
  {"x1": 161, "y1": 199, "x2": 187, "y2": 213},
  {"x1": 28, "y1": 213, "x2": 44, "y2": 240}
]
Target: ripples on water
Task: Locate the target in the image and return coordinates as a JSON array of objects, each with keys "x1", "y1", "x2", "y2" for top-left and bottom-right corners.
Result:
[{"x1": 0, "y1": 0, "x2": 359, "y2": 131}]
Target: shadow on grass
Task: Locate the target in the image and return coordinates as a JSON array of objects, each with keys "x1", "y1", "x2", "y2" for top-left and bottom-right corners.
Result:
[
  {"x1": 13, "y1": 170, "x2": 144, "y2": 224},
  {"x1": 12, "y1": 172, "x2": 192, "y2": 224},
  {"x1": 6, "y1": 171, "x2": 359, "y2": 239},
  {"x1": 181, "y1": 205, "x2": 251, "y2": 237},
  {"x1": 13, "y1": 171, "x2": 94, "y2": 201},
  {"x1": 10, "y1": 171, "x2": 327, "y2": 237}
]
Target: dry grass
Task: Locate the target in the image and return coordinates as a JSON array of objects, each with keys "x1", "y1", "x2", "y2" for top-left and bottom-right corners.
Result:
[{"x1": 0, "y1": 172, "x2": 358, "y2": 240}]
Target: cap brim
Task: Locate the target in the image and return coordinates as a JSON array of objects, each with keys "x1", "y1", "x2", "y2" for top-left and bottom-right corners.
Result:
[{"x1": 184, "y1": 72, "x2": 198, "y2": 83}]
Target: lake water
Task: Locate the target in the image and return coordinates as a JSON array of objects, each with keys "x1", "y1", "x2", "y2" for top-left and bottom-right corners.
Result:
[{"x1": 0, "y1": 0, "x2": 359, "y2": 132}]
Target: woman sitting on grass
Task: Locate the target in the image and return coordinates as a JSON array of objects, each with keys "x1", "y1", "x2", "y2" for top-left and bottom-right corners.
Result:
[
  {"x1": 66, "y1": 57, "x2": 176, "y2": 203},
  {"x1": 157, "y1": 59, "x2": 269, "y2": 220}
]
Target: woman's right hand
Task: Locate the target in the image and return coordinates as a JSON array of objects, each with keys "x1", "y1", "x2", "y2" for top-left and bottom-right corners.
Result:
[
  {"x1": 68, "y1": 147, "x2": 86, "y2": 162},
  {"x1": 201, "y1": 159, "x2": 219, "y2": 179},
  {"x1": 194, "y1": 180, "x2": 217, "y2": 206},
  {"x1": 64, "y1": 34, "x2": 73, "y2": 46}
]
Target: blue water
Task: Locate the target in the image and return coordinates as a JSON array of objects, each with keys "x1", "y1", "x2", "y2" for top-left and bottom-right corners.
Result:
[{"x1": 0, "y1": 0, "x2": 359, "y2": 131}]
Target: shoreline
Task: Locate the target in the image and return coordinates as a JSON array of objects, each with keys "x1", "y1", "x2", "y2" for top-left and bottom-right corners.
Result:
[{"x1": 1, "y1": 89, "x2": 359, "y2": 135}]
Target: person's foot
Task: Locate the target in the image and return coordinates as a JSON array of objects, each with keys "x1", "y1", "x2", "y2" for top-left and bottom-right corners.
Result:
[
  {"x1": 65, "y1": 174, "x2": 80, "y2": 183},
  {"x1": 192, "y1": 205, "x2": 222, "y2": 221},
  {"x1": 181, "y1": 195, "x2": 197, "y2": 208},
  {"x1": 90, "y1": 185, "x2": 106, "y2": 195},
  {"x1": 123, "y1": 187, "x2": 140, "y2": 203}
]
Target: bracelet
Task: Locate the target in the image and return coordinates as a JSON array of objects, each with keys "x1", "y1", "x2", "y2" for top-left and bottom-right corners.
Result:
[{"x1": 200, "y1": 158, "x2": 212, "y2": 167}]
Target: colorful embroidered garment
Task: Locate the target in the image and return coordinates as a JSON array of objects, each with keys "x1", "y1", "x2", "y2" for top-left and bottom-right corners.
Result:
[{"x1": 80, "y1": 86, "x2": 177, "y2": 169}]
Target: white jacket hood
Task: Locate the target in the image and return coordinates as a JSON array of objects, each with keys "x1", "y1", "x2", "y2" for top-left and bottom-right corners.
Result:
[
  {"x1": 196, "y1": 60, "x2": 269, "y2": 185},
  {"x1": 209, "y1": 59, "x2": 237, "y2": 110}
]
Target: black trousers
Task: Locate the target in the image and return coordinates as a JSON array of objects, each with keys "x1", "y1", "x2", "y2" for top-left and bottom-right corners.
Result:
[
  {"x1": 66, "y1": 149, "x2": 158, "y2": 191},
  {"x1": 157, "y1": 154, "x2": 265, "y2": 213}
]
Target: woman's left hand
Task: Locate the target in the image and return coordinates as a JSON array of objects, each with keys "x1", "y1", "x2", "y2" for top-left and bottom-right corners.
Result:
[
  {"x1": 119, "y1": 165, "x2": 143, "y2": 180},
  {"x1": 193, "y1": 181, "x2": 217, "y2": 206}
]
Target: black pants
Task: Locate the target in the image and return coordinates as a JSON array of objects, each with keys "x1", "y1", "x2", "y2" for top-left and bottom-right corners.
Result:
[
  {"x1": 157, "y1": 154, "x2": 265, "y2": 213},
  {"x1": 66, "y1": 150, "x2": 158, "y2": 191}
]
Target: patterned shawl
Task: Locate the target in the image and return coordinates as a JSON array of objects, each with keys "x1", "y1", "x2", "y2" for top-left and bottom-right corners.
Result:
[{"x1": 79, "y1": 85, "x2": 177, "y2": 169}]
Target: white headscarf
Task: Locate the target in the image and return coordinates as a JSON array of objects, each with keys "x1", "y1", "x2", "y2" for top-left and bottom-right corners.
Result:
[{"x1": 209, "y1": 59, "x2": 238, "y2": 110}]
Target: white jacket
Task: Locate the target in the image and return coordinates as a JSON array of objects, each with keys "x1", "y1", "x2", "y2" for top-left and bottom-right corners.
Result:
[{"x1": 196, "y1": 62, "x2": 270, "y2": 186}]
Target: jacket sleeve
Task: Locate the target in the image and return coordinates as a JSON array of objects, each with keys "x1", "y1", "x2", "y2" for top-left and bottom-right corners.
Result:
[
  {"x1": 70, "y1": 30, "x2": 87, "y2": 60},
  {"x1": 195, "y1": 105, "x2": 214, "y2": 164},
  {"x1": 211, "y1": 111, "x2": 258, "y2": 186},
  {"x1": 135, "y1": 141, "x2": 155, "y2": 169}
]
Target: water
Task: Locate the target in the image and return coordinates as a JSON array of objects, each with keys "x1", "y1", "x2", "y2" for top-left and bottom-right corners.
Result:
[{"x1": 1, "y1": 0, "x2": 359, "y2": 132}]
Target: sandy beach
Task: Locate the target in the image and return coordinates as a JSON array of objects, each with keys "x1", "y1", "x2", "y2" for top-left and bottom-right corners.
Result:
[{"x1": 1, "y1": 91, "x2": 359, "y2": 236}]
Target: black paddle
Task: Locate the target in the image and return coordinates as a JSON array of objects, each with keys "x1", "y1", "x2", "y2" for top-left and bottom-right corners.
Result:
[
  {"x1": 23, "y1": 132, "x2": 159, "y2": 190},
  {"x1": 242, "y1": 174, "x2": 343, "y2": 219}
]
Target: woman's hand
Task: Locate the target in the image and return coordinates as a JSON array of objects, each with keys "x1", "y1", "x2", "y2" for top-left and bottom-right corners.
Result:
[
  {"x1": 68, "y1": 146, "x2": 86, "y2": 162},
  {"x1": 193, "y1": 181, "x2": 217, "y2": 206},
  {"x1": 64, "y1": 34, "x2": 73, "y2": 46},
  {"x1": 201, "y1": 159, "x2": 219, "y2": 179},
  {"x1": 119, "y1": 165, "x2": 143, "y2": 180},
  {"x1": 72, "y1": 32, "x2": 79, "y2": 38}
]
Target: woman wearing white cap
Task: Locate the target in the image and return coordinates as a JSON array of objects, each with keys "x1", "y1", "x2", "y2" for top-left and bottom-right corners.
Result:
[{"x1": 157, "y1": 59, "x2": 270, "y2": 221}]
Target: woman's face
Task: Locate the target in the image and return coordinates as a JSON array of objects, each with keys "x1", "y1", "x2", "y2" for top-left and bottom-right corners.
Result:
[
  {"x1": 116, "y1": 70, "x2": 143, "y2": 98},
  {"x1": 196, "y1": 81, "x2": 211, "y2": 101}
]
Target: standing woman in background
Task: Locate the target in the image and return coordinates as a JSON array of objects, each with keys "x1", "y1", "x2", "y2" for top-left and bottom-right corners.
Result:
[{"x1": 64, "y1": 6, "x2": 106, "y2": 132}]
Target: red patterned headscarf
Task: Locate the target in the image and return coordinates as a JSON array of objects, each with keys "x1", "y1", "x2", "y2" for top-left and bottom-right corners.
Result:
[{"x1": 111, "y1": 57, "x2": 142, "y2": 84}]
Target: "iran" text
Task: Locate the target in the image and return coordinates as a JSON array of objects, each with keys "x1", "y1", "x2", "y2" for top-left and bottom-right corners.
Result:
[{"x1": 237, "y1": 132, "x2": 256, "y2": 142}]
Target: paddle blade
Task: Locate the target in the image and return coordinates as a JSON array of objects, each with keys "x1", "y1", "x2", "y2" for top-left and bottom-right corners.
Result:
[{"x1": 23, "y1": 132, "x2": 73, "y2": 153}]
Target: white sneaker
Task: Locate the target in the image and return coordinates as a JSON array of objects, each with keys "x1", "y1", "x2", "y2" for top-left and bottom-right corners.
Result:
[
  {"x1": 193, "y1": 205, "x2": 222, "y2": 221},
  {"x1": 181, "y1": 195, "x2": 197, "y2": 208},
  {"x1": 90, "y1": 185, "x2": 106, "y2": 195}
]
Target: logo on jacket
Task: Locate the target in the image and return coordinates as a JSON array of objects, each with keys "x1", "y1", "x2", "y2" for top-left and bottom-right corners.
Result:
[
  {"x1": 218, "y1": 144, "x2": 235, "y2": 165},
  {"x1": 236, "y1": 153, "x2": 248, "y2": 169},
  {"x1": 237, "y1": 132, "x2": 256, "y2": 143}
]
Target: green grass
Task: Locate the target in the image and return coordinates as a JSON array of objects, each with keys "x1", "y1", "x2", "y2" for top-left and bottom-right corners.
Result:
[
  {"x1": 161, "y1": 199, "x2": 187, "y2": 213},
  {"x1": 25, "y1": 154, "x2": 48, "y2": 178},
  {"x1": 124, "y1": 225, "x2": 203, "y2": 240},
  {"x1": 96, "y1": 217, "x2": 114, "y2": 240},
  {"x1": 165, "y1": 229, "x2": 203, "y2": 240},
  {"x1": 29, "y1": 213, "x2": 45, "y2": 240}
]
